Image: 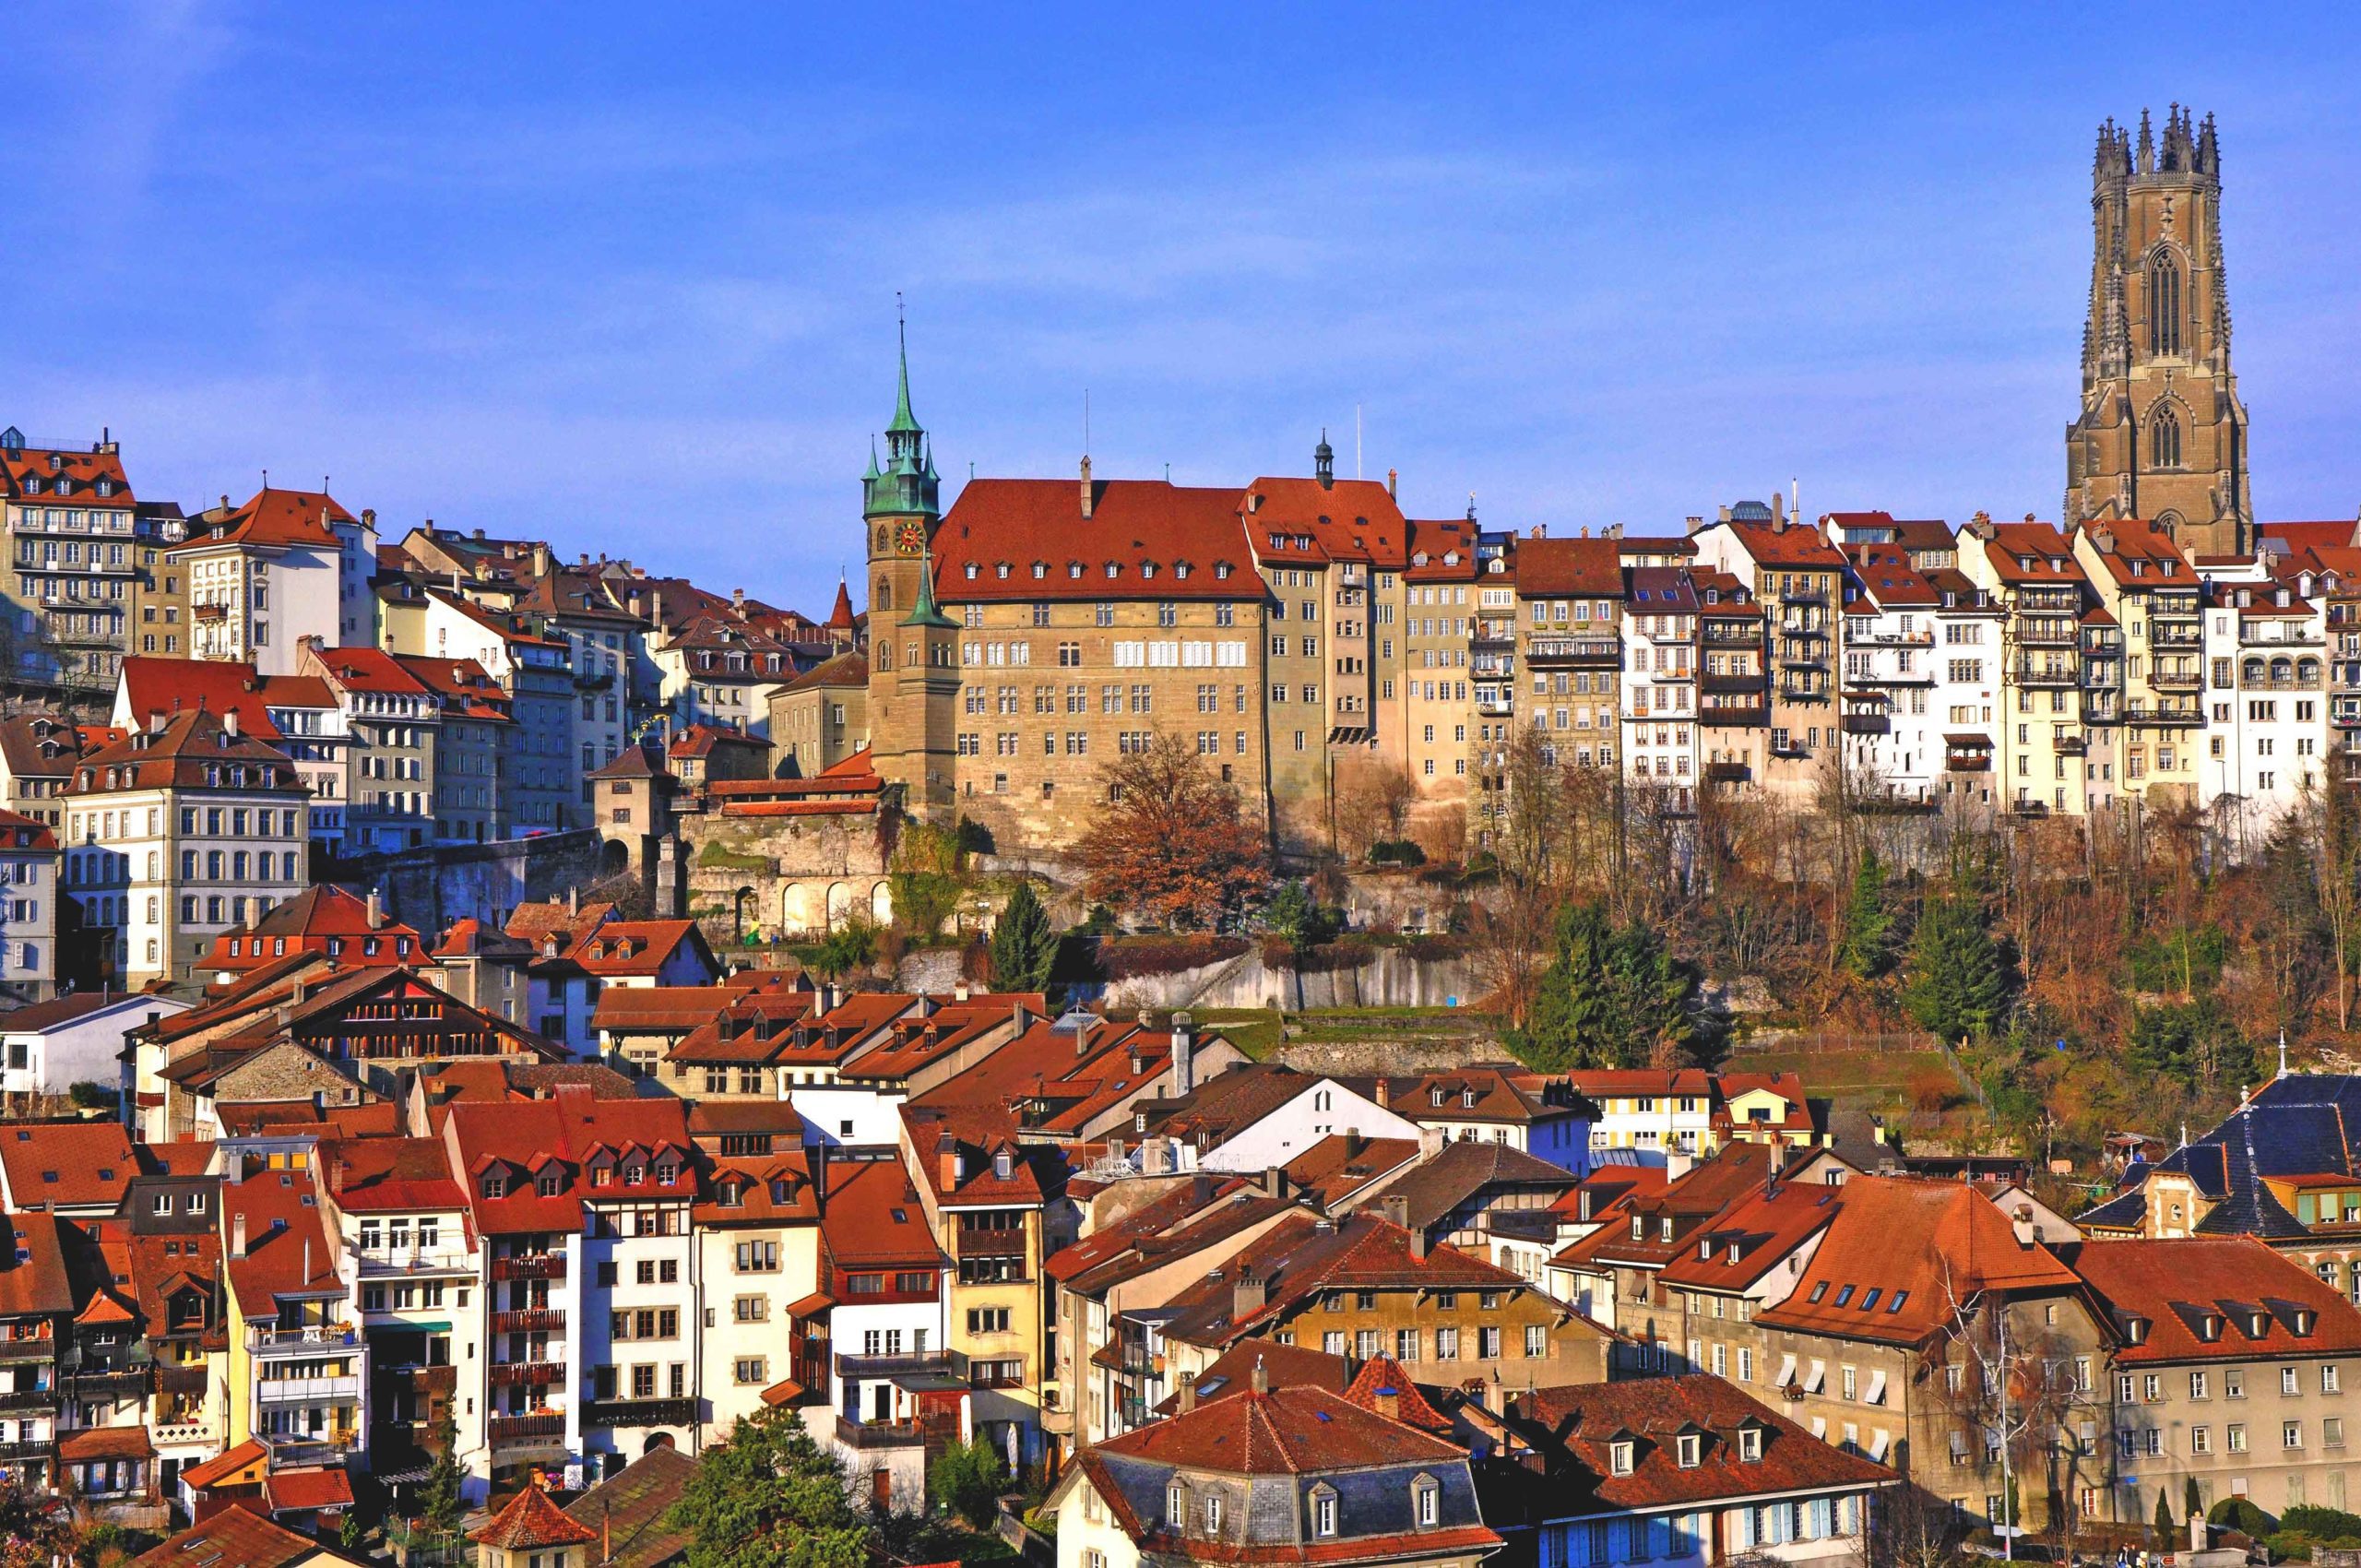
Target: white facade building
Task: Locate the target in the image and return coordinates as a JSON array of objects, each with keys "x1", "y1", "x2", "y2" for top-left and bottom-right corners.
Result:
[{"x1": 1621, "y1": 567, "x2": 1699, "y2": 811}]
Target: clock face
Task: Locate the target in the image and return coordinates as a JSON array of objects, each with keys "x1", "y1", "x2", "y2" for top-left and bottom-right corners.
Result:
[{"x1": 896, "y1": 520, "x2": 927, "y2": 558}]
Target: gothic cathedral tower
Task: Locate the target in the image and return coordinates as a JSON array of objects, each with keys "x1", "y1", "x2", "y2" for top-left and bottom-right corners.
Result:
[
  {"x1": 2066, "y1": 107, "x2": 2252, "y2": 555},
  {"x1": 862, "y1": 320, "x2": 958, "y2": 822}
]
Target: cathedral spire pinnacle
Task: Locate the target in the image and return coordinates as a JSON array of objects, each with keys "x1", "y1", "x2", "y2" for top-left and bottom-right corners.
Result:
[
  {"x1": 888, "y1": 294, "x2": 920, "y2": 436},
  {"x1": 2137, "y1": 107, "x2": 2154, "y2": 172}
]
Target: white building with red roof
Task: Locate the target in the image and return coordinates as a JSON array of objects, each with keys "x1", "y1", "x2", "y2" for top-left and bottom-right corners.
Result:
[
  {"x1": 172, "y1": 488, "x2": 376, "y2": 677},
  {"x1": 0, "y1": 428, "x2": 142, "y2": 693}
]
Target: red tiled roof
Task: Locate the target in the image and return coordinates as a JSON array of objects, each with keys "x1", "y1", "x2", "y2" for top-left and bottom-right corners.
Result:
[
  {"x1": 817, "y1": 1156, "x2": 943, "y2": 1271},
  {"x1": 176, "y1": 1436, "x2": 269, "y2": 1491},
  {"x1": 1712, "y1": 517, "x2": 1845, "y2": 569},
  {"x1": 1096, "y1": 1384, "x2": 1465, "y2": 1474},
  {"x1": 0, "y1": 442, "x2": 134, "y2": 506},
  {"x1": 1340, "y1": 1353, "x2": 1453, "y2": 1432},
  {"x1": 129, "y1": 1495, "x2": 330, "y2": 1568},
  {"x1": 1513, "y1": 537, "x2": 1624, "y2": 598},
  {"x1": 0, "y1": 1122, "x2": 136, "y2": 1211},
  {"x1": 184, "y1": 487, "x2": 354, "y2": 551},
  {"x1": 221, "y1": 1166, "x2": 342, "y2": 1309},
  {"x1": 902, "y1": 1103, "x2": 1046, "y2": 1206},
  {"x1": 1281, "y1": 1135, "x2": 1422, "y2": 1211},
  {"x1": 935, "y1": 480, "x2": 1261, "y2": 602},
  {"x1": 308, "y1": 645, "x2": 432, "y2": 695},
  {"x1": 318, "y1": 1137, "x2": 465, "y2": 1213},
  {"x1": 1755, "y1": 1176, "x2": 2079, "y2": 1345},
  {"x1": 264, "y1": 1465, "x2": 354, "y2": 1514},
  {"x1": 59, "y1": 1423, "x2": 153, "y2": 1462},
  {"x1": 64, "y1": 709, "x2": 301, "y2": 797},
  {"x1": 1974, "y1": 522, "x2": 2089, "y2": 586},
  {"x1": 471, "y1": 1483, "x2": 596, "y2": 1549},
  {"x1": 2068, "y1": 1236, "x2": 2361, "y2": 1363},
  {"x1": 1242, "y1": 476, "x2": 1412, "y2": 569},
  {"x1": 445, "y1": 1089, "x2": 694, "y2": 1234},
  {"x1": 1507, "y1": 1373, "x2": 1894, "y2": 1515}
]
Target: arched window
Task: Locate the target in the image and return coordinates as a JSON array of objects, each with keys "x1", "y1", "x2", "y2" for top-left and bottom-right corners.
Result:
[
  {"x1": 2150, "y1": 251, "x2": 2184, "y2": 356},
  {"x1": 2150, "y1": 407, "x2": 2183, "y2": 469}
]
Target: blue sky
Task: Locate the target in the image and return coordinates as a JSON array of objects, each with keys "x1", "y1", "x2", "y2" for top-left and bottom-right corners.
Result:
[{"x1": 7, "y1": 5, "x2": 2360, "y2": 610}]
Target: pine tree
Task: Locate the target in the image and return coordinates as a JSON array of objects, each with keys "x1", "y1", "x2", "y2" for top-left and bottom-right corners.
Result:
[
  {"x1": 988, "y1": 881, "x2": 1060, "y2": 994},
  {"x1": 1900, "y1": 886, "x2": 2007, "y2": 1043},
  {"x1": 1510, "y1": 900, "x2": 1703, "y2": 1071},
  {"x1": 1835, "y1": 849, "x2": 1892, "y2": 979}
]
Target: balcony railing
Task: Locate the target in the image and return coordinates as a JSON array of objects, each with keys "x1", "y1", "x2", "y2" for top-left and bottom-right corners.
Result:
[
  {"x1": 1475, "y1": 695, "x2": 1513, "y2": 717},
  {"x1": 2011, "y1": 663, "x2": 2078, "y2": 686},
  {"x1": 1525, "y1": 636, "x2": 1621, "y2": 665},
  {"x1": 2241, "y1": 675, "x2": 2323, "y2": 691},
  {"x1": 833, "y1": 1415, "x2": 924, "y2": 1450},
  {"x1": 0, "y1": 1387, "x2": 54, "y2": 1413},
  {"x1": 1945, "y1": 754, "x2": 1993, "y2": 773},
  {"x1": 151, "y1": 1419, "x2": 219, "y2": 1447},
  {"x1": 492, "y1": 1309, "x2": 566, "y2": 1335},
  {"x1": 357, "y1": 1248, "x2": 476, "y2": 1277},
  {"x1": 583, "y1": 1397, "x2": 697, "y2": 1430},
  {"x1": 487, "y1": 1411, "x2": 566, "y2": 1446},
  {"x1": 835, "y1": 1348, "x2": 966, "y2": 1383},
  {"x1": 1840, "y1": 715, "x2": 1889, "y2": 736},
  {"x1": 2012, "y1": 624, "x2": 2078, "y2": 647},
  {"x1": 2150, "y1": 625, "x2": 2204, "y2": 648},
  {"x1": 250, "y1": 1325, "x2": 361, "y2": 1354},
  {"x1": 63, "y1": 1369, "x2": 151, "y2": 1401},
  {"x1": 490, "y1": 1253, "x2": 567, "y2": 1283},
  {"x1": 1700, "y1": 705, "x2": 1768, "y2": 727},
  {"x1": 955, "y1": 1229, "x2": 1028, "y2": 1260},
  {"x1": 261, "y1": 1433, "x2": 357, "y2": 1467},
  {"x1": 2151, "y1": 669, "x2": 2205, "y2": 690},
  {"x1": 0, "y1": 1339, "x2": 54, "y2": 1363},
  {"x1": 1703, "y1": 761, "x2": 1750, "y2": 782},
  {"x1": 258, "y1": 1374, "x2": 363, "y2": 1403},
  {"x1": 487, "y1": 1362, "x2": 564, "y2": 1393}
]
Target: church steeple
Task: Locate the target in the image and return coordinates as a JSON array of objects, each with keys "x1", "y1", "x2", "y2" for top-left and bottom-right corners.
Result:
[
  {"x1": 865, "y1": 303, "x2": 940, "y2": 524},
  {"x1": 2066, "y1": 106, "x2": 2251, "y2": 554}
]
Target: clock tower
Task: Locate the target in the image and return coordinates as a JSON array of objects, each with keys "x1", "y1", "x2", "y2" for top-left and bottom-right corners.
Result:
[{"x1": 863, "y1": 319, "x2": 958, "y2": 823}]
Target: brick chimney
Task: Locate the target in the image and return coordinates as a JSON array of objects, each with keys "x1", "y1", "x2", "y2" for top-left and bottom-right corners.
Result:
[
  {"x1": 365, "y1": 889, "x2": 384, "y2": 930},
  {"x1": 1080, "y1": 456, "x2": 1095, "y2": 520},
  {"x1": 1178, "y1": 1372, "x2": 1198, "y2": 1413}
]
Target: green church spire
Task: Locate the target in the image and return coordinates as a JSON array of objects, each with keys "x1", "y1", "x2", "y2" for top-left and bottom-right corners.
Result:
[
  {"x1": 864, "y1": 297, "x2": 939, "y2": 522},
  {"x1": 903, "y1": 533, "x2": 955, "y2": 630}
]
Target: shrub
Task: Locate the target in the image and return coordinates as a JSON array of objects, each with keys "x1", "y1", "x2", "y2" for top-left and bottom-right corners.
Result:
[
  {"x1": 1097, "y1": 935, "x2": 1249, "y2": 980},
  {"x1": 2210, "y1": 1496, "x2": 2274, "y2": 1537},
  {"x1": 1906, "y1": 1068, "x2": 1959, "y2": 1114},
  {"x1": 2281, "y1": 1505, "x2": 2361, "y2": 1542},
  {"x1": 1368, "y1": 839, "x2": 1426, "y2": 867}
]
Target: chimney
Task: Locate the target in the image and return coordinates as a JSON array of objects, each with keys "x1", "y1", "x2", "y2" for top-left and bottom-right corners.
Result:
[
  {"x1": 366, "y1": 889, "x2": 384, "y2": 930},
  {"x1": 1382, "y1": 1194, "x2": 1411, "y2": 1229},
  {"x1": 1386, "y1": 468, "x2": 1397, "y2": 499},
  {"x1": 954, "y1": 981, "x2": 970, "y2": 1004},
  {"x1": 1263, "y1": 1165, "x2": 1285, "y2": 1200},
  {"x1": 222, "y1": 707, "x2": 240, "y2": 738},
  {"x1": 530, "y1": 542, "x2": 550, "y2": 577},
  {"x1": 1372, "y1": 1384, "x2": 1400, "y2": 1421},
  {"x1": 603, "y1": 1504, "x2": 612, "y2": 1568},
  {"x1": 1250, "y1": 1356, "x2": 1269, "y2": 1395},
  {"x1": 732, "y1": 588, "x2": 746, "y2": 611},
  {"x1": 1373, "y1": 1077, "x2": 1390, "y2": 1110},
  {"x1": 1170, "y1": 1011, "x2": 1194, "y2": 1095},
  {"x1": 1410, "y1": 1223, "x2": 1430, "y2": 1262},
  {"x1": 1344, "y1": 1128, "x2": 1364, "y2": 1159},
  {"x1": 567, "y1": 885, "x2": 579, "y2": 915},
  {"x1": 1011, "y1": 1002, "x2": 1034, "y2": 1035},
  {"x1": 231, "y1": 1213, "x2": 247, "y2": 1258},
  {"x1": 938, "y1": 1131, "x2": 962, "y2": 1190},
  {"x1": 303, "y1": 1238, "x2": 312, "y2": 1285},
  {"x1": 1080, "y1": 456, "x2": 1095, "y2": 520},
  {"x1": 1178, "y1": 1372, "x2": 1198, "y2": 1414}
]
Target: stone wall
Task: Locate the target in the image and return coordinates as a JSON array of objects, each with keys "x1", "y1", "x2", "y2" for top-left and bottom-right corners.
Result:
[
  {"x1": 678, "y1": 807, "x2": 892, "y2": 946},
  {"x1": 330, "y1": 829, "x2": 609, "y2": 935},
  {"x1": 1096, "y1": 944, "x2": 1480, "y2": 1012},
  {"x1": 1272, "y1": 1036, "x2": 1510, "y2": 1076}
]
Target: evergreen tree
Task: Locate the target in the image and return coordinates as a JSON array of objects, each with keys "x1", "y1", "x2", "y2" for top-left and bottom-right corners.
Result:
[
  {"x1": 1263, "y1": 881, "x2": 1330, "y2": 953},
  {"x1": 667, "y1": 1406, "x2": 871, "y2": 1568},
  {"x1": 988, "y1": 881, "x2": 1060, "y2": 994},
  {"x1": 418, "y1": 1410, "x2": 465, "y2": 1537},
  {"x1": 1835, "y1": 849, "x2": 1893, "y2": 979},
  {"x1": 1900, "y1": 886, "x2": 2007, "y2": 1043},
  {"x1": 2184, "y1": 1476, "x2": 2203, "y2": 1524},
  {"x1": 1510, "y1": 900, "x2": 1703, "y2": 1071},
  {"x1": 2154, "y1": 1489, "x2": 2176, "y2": 1538},
  {"x1": 925, "y1": 1437, "x2": 1006, "y2": 1530}
]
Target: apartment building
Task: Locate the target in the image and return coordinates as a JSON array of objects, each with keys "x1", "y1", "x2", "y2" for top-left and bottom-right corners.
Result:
[
  {"x1": 1962, "y1": 522, "x2": 2101, "y2": 817},
  {"x1": 398, "y1": 591, "x2": 575, "y2": 832},
  {"x1": 767, "y1": 652, "x2": 868, "y2": 780},
  {"x1": 2073, "y1": 1237, "x2": 2361, "y2": 1521},
  {"x1": 293, "y1": 645, "x2": 440, "y2": 854},
  {"x1": 1693, "y1": 569, "x2": 1768, "y2": 791},
  {"x1": 514, "y1": 564, "x2": 642, "y2": 810},
  {"x1": 174, "y1": 489, "x2": 375, "y2": 677},
  {"x1": 2204, "y1": 564, "x2": 2326, "y2": 847},
  {"x1": 0, "y1": 430, "x2": 141, "y2": 692},
  {"x1": 398, "y1": 656, "x2": 513, "y2": 844},
  {"x1": 219, "y1": 1158, "x2": 368, "y2": 1479},
  {"x1": 818, "y1": 1154, "x2": 951, "y2": 1514},
  {"x1": 126, "y1": 500, "x2": 192, "y2": 660},
  {"x1": 901, "y1": 1105, "x2": 1054, "y2": 1470},
  {"x1": 0, "y1": 811, "x2": 56, "y2": 1001},
  {"x1": 315, "y1": 1138, "x2": 481, "y2": 1481},
  {"x1": 62, "y1": 708, "x2": 310, "y2": 986},
  {"x1": 1402, "y1": 517, "x2": 1481, "y2": 823},
  {"x1": 1838, "y1": 547, "x2": 1940, "y2": 804},
  {"x1": 1514, "y1": 535, "x2": 1624, "y2": 773},
  {"x1": 691, "y1": 1147, "x2": 822, "y2": 1437},
  {"x1": 1926, "y1": 565, "x2": 2003, "y2": 809},
  {"x1": 1468, "y1": 553, "x2": 1520, "y2": 844},
  {"x1": 2074, "y1": 519, "x2": 2205, "y2": 814},
  {"x1": 1622, "y1": 566, "x2": 1698, "y2": 809},
  {"x1": 1693, "y1": 504, "x2": 1844, "y2": 796}
]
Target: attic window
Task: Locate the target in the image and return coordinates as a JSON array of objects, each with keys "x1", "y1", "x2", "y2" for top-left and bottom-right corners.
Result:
[
  {"x1": 963, "y1": 564, "x2": 979, "y2": 580},
  {"x1": 1887, "y1": 1289, "x2": 1908, "y2": 1313},
  {"x1": 1141, "y1": 563, "x2": 1157, "y2": 578},
  {"x1": 1068, "y1": 562, "x2": 1083, "y2": 578},
  {"x1": 1858, "y1": 1288, "x2": 1880, "y2": 1311},
  {"x1": 1738, "y1": 1426, "x2": 1763, "y2": 1462},
  {"x1": 1807, "y1": 1281, "x2": 1829, "y2": 1303},
  {"x1": 1105, "y1": 563, "x2": 1120, "y2": 579},
  {"x1": 481, "y1": 1175, "x2": 508, "y2": 1199},
  {"x1": 1216, "y1": 564, "x2": 1232, "y2": 580},
  {"x1": 1630, "y1": 1216, "x2": 1644, "y2": 1241},
  {"x1": 1676, "y1": 1432, "x2": 1702, "y2": 1468},
  {"x1": 993, "y1": 1150, "x2": 1012, "y2": 1180},
  {"x1": 1608, "y1": 1440, "x2": 1634, "y2": 1477},
  {"x1": 995, "y1": 563, "x2": 1011, "y2": 579},
  {"x1": 1175, "y1": 564, "x2": 1190, "y2": 580},
  {"x1": 1032, "y1": 562, "x2": 1047, "y2": 579},
  {"x1": 537, "y1": 1172, "x2": 562, "y2": 1195},
  {"x1": 1833, "y1": 1285, "x2": 1856, "y2": 1307}
]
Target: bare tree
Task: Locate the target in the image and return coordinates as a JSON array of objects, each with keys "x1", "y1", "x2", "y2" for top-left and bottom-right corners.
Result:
[
  {"x1": 1468, "y1": 724, "x2": 1567, "y2": 1028},
  {"x1": 1334, "y1": 757, "x2": 1418, "y2": 861},
  {"x1": 1929, "y1": 1266, "x2": 2097, "y2": 1558},
  {"x1": 2304, "y1": 778, "x2": 2361, "y2": 1030}
]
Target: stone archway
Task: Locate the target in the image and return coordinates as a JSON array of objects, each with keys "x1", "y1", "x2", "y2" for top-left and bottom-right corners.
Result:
[
  {"x1": 870, "y1": 881, "x2": 892, "y2": 926},
  {"x1": 825, "y1": 882, "x2": 851, "y2": 930},
  {"x1": 732, "y1": 886, "x2": 757, "y2": 944}
]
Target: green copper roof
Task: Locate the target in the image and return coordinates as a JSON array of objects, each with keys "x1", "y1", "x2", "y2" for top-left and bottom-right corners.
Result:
[
  {"x1": 886, "y1": 318, "x2": 921, "y2": 435},
  {"x1": 902, "y1": 536, "x2": 955, "y2": 630}
]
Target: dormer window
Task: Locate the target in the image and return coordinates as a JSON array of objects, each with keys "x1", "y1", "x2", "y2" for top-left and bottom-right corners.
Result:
[
  {"x1": 1032, "y1": 562, "x2": 1048, "y2": 579},
  {"x1": 1738, "y1": 1426, "x2": 1764, "y2": 1462},
  {"x1": 1216, "y1": 564, "x2": 1232, "y2": 580},
  {"x1": 1105, "y1": 563, "x2": 1120, "y2": 579},
  {"x1": 537, "y1": 1171, "x2": 562, "y2": 1196},
  {"x1": 1676, "y1": 1432, "x2": 1702, "y2": 1468},
  {"x1": 963, "y1": 563, "x2": 979, "y2": 580},
  {"x1": 993, "y1": 1150, "x2": 1013, "y2": 1180},
  {"x1": 1609, "y1": 1440, "x2": 1635, "y2": 1476},
  {"x1": 1659, "y1": 1217, "x2": 1673, "y2": 1241},
  {"x1": 995, "y1": 562, "x2": 1012, "y2": 579},
  {"x1": 1411, "y1": 1476, "x2": 1439, "y2": 1526},
  {"x1": 1068, "y1": 562, "x2": 1084, "y2": 579},
  {"x1": 1311, "y1": 1485, "x2": 1338, "y2": 1538},
  {"x1": 1631, "y1": 1215, "x2": 1644, "y2": 1241},
  {"x1": 481, "y1": 1175, "x2": 508, "y2": 1199}
]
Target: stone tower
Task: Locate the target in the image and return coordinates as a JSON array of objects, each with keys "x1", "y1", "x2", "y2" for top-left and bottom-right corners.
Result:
[
  {"x1": 862, "y1": 318, "x2": 958, "y2": 822},
  {"x1": 2066, "y1": 106, "x2": 2252, "y2": 555}
]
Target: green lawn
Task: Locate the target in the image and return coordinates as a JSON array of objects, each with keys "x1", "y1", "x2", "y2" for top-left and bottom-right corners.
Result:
[{"x1": 1193, "y1": 1006, "x2": 1501, "y2": 1063}]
